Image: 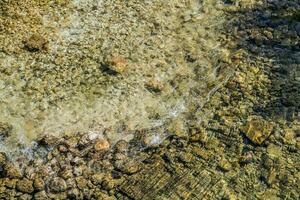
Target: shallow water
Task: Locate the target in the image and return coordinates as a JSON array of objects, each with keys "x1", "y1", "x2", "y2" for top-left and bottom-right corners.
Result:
[{"x1": 0, "y1": 0, "x2": 233, "y2": 156}]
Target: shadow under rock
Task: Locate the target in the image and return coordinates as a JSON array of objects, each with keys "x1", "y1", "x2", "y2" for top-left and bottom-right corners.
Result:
[{"x1": 229, "y1": 0, "x2": 300, "y2": 122}]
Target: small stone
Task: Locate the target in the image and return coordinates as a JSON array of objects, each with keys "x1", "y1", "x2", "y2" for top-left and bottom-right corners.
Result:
[
  {"x1": 267, "y1": 168, "x2": 277, "y2": 186},
  {"x1": 3, "y1": 178, "x2": 17, "y2": 189},
  {"x1": 16, "y1": 179, "x2": 34, "y2": 193},
  {"x1": 94, "y1": 139, "x2": 110, "y2": 151},
  {"x1": 267, "y1": 144, "x2": 282, "y2": 158},
  {"x1": 91, "y1": 173, "x2": 104, "y2": 185},
  {"x1": 49, "y1": 177, "x2": 67, "y2": 193},
  {"x1": 75, "y1": 176, "x2": 88, "y2": 190},
  {"x1": 67, "y1": 188, "x2": 81, "y2": 199},
  {"x1": 284, "y1": 129, "x2": 296, "y2": 145},
  {"x1": 60, "y1": 169, "x2": 73, "y2": 179},
  {"x1": 239, "y1": 152, "x2": 254, "y2": 165},
  {"x1": 192, "y1": 146, "x2": 209, "y2": 160},
  {"x1": 38, "y1": 135, "x2": 60, "y2": 147},
  {"x1": 190, "y1": 131, "x2": 208, "y2": 143},
  {"x1": 102, "y1": 177, "x2": 115, "y2": 191},
  {"x1": 241, "y1": 116, "x2": 274, "y2": 144},
  {"x1": 0, "y1": 152, "x2": 7, "y2": 165},
  {"x1": 4, "y1": 163, "x2": 22, "y2": 178},
  {"x1": 73, "y1": 166, "x2": 83, "y2": 176},
  {"x1": 114, "y1": 140, "x2": 128, "y2": 153},
  {"x1": 18, "y1": 194, "x2": 32, "y2": 200},
  {"x1": 218, "y1": 159, "x2": 232, "y2": 172},
  {"x1": 34, "y1": 191, "x2": 48, "y2": 200},
  {"x1": 0, "y1": 122, "x2": 12, "y2": 138},
  {"x1": 105, "y1": 55, "x2": 128, "y2": 74},
  {"x1": 34, "y1": 178, "x2": 45, "y2": 191},
  {"x1": 114, "y1": 160, "x2": 139, "y2": 175},
  {"x1": 58, "y1": 145, "x2": 68, "y2": 153},
  {"x1": 24, "y1": 34, "x2": 48, "y2": 52},
  {"x1": 145, "y1": 80, "x2": 164, "y2": 93}
]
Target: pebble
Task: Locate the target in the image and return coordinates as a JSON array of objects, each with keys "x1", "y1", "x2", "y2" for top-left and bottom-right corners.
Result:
[
  {"x1": 91, "y1": 173, "x2": 104, "y2": 185},
  {"x1": 34, "y1": 191, "x2": 48, "y2": 200},
  {"x1": 33, "y1": 178, "x2": 45, "y2": 191},
  {"x1": 106, "y1": 55, "x2": 128, "y2": 74},
  {"x1": 24, "y1": 34, "x2": 48, "y2": 52},
  {"x1": 16, "y1": 179, "x2": 34, "y2": 193},
  {"x1": 192, "y1": 146, "x2": 209, "y2": 160},
  {"x1": 3, "y1": 163, "x2": 22, "y2": 178},
  {"x1": 101, "y1": 176, "x2": 115, "y2": 191},
  {"x1": 218, "y1": 159, "x2": 232, "y2": 172},
  {"x1": 49, "y1": 177, "x2": 67, "y2": 193},
  {"x1": 75, "y1": 176, "x2": 88, "y2": 190},
  {"x1": 94, "y1": 139, "x2": 110, "y2": 151},
  {"x1": 267, "y1": 144, "x2": 282, "y2": 158}
]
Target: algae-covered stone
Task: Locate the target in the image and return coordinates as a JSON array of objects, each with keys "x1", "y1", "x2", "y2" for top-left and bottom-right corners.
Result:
[
  {"x1": 16, "y1": 179, "x2": 34, "y2": 193},
  {"x1": 241, "y1": 116, "x2": 274, "y2": 144}
]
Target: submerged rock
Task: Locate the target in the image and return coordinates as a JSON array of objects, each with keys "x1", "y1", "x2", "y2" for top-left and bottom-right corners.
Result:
[
  {"x1": 94, "y1": 139, "x2": 110, "y2": 151},
  {"x1": 16, "y1": 179, "x2": 34, "y2": 193},
  {"x1": 241, "y1": 116, "x2": 274, "y2": 145},
  {"x1": 24, "y1": 34, "x2": 48, "y2": 52},
  {"x1": 34, "y1": 191, "x2": 48, "y2": 200},
  {"x1": 49, "y1": 177, "x2": 67, "y2": 193},
  {"x1": 3, "y1": 163, "x2": 22, "y2": 178},
  {"x1": 33, "y1": 177, "x2": 45, "y2": 191},
  {"x1": 105, "y1": 55, "x2": 128, "y2": 74}
]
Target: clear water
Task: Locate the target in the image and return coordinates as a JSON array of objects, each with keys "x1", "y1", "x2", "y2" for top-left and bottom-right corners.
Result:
[{"x1": 0, "y1": 0, "x2": 233, "y2": 157}]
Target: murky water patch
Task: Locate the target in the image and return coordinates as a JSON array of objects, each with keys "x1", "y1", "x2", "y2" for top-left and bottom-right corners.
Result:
[{"x1": 0, "y1": 0, "x2": 233, "y2": 158}]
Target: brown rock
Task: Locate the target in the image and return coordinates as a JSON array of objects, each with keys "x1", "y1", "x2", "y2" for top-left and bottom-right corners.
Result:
[
  {"x1": 3, "y1": 163, "x2": 22, "y2": 178},
  {"x1": 16, "y1": 179, "x2": 34, "y2": 193},
  {"x1": 3, "y1": 178, "x2": 17, "y2": 189},
  {"x1": 24, "y1": 34, "x2": 48, "y2": 52},
  {"x1": 91, "y1": 173, "x2": 104, "y2": 185},
  {"x1": 34, "y1": 191, "x2": 48, "y2": 200},
  {"x1": 49, "y1": 177, "x2": 67, "y2": 193},
  {"x1": 145, "y1": 80, "x2": 164, "y2": 93},
  {"x1": 60, "y1": 169, "x2": 73, "y2": 179},
  {"x1": 75, "y1": 176, "x2": 88, "y2": 190},
  {"x1": 106, "y1": 55, "x2": 128, "y2": 73},
  {"x1": 192, "y1": 146, "x2": 209, "y2": 160},
  {"x1": 102, "y1": 177, "x2": 115, "y2": 191},
  {"x1": 33, "y1": 178, "x2": 45, "y2": 191},
  {"x1": 241, "y1": 116, "x2": 274, "y2": 144},
  {"x1": 94, "y1": 139, "x2": 110, "y2": 151}
]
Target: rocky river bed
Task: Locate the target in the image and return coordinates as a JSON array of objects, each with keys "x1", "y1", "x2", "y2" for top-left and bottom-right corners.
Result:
[{"x1": 0, "y1": 0, "x2": 299, "y2": 199}]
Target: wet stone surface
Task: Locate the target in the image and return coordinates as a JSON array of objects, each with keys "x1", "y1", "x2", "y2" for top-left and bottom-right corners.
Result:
[{"x1": 0, "y1": 0, "x2": 299, "y2": 199}]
